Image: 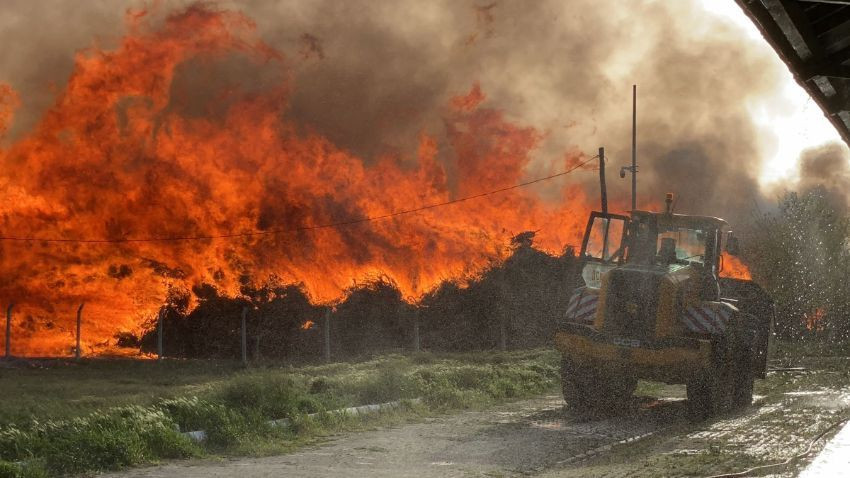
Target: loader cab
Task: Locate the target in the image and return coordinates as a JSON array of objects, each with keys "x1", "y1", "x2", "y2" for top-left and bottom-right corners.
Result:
[
  {"x1": 627, "y1": 211, "x2": 730, "y2": 275},
  {"x1": 580, "y1": 210, "x2": 735, "y2": 290}
]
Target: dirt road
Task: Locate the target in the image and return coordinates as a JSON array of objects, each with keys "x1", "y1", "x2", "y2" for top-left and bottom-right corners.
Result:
[
  {"x1": 105, "y1": 365, "x2": 849, "y2": 478},
  {"x1": 105, "y1": 395, "x2": 690, "y2": 478}
]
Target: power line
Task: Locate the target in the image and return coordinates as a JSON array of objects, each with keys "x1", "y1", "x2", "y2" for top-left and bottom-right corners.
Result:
[{"x1": 0, "y1": 154, "x2": 598, "y2": 244}]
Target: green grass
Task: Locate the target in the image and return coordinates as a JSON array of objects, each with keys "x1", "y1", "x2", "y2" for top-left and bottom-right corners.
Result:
[
  {"x1": 0, "y1": 349, "x2": 559, "y2": 477},
  {"x1": 0, "y1": 359, "x2": 246, "y2": 425}
]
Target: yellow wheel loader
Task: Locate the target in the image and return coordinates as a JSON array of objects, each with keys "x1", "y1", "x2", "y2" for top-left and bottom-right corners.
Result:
[{"x1": 556, "y1": 195, "x2": 773, "y2": 418}]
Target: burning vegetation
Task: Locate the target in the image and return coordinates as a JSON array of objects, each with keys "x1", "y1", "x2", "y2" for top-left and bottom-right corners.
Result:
[
  {"x1": 7, "y1": 0, "x2": 832, "y2": 357},
  {"x1": 0, "y1": 5, "x2": 597, "y2": 355},
  {"x1": 136, "y1": 233, "x2": 578, "y2": 360}
]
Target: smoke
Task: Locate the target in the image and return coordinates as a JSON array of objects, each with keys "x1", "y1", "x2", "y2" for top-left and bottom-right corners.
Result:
[
  {"x1": 264, "y1": 0, "x2": 785, "y2": 221},
  {"x1": 2, "y1": 0, "x2": 784, "y2": 210},
  {"x1": 795, "y1": 142, "x2": 850, "y2": 212},
  {"x1": 0, "y1": 0, "x2": 801, "y2": 354},
  {"x1": 248, "y1": 0, "x2": 784, "y2": 223}
]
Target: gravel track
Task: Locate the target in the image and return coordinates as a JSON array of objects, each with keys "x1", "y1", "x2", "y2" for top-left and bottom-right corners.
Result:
[{"x1": 102, "y1": 395, "x2": 689, "y2": 478}]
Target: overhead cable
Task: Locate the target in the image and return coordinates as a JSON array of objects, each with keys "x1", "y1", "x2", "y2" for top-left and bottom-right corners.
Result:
[{"x1": 0, "y1": 154, "x2": 598, "y2": 244}]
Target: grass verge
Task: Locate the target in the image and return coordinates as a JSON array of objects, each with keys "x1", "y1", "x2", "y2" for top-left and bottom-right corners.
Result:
[{"x1": 0, "y1": 349, "x2": 559, "y2": 477}]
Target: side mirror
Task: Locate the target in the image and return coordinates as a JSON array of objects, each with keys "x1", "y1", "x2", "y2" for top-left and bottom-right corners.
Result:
[{"x1": 726, "y1": 233, "x2": 741, "y2": 256}]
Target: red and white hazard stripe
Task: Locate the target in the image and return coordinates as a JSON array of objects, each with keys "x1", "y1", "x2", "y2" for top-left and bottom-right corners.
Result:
[
  {"x1": 680, "y1": 302, "x2": 736, "y2": 334},
  {"x1": 566, "y1": 288, "x2": 598, "y2": 324}
]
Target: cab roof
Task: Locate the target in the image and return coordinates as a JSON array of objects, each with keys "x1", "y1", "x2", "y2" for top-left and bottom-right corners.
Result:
[{"x1": 630, "y1": 210, "x2": 729, "y2": 230}]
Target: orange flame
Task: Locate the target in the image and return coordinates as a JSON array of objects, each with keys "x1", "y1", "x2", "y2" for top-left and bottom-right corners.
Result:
[
  {"x1": 0, "y1": 5, "x2": 596, "y2": 356},
  {"x1": 804, "y1": 307, "x2": 825, "y2": 332},
  {"x1": 720, "y1": 253, "x2": 752, "y2": 280},
  {"x1": 0, "y1": 84, "x2": 19, "y2": 139}
]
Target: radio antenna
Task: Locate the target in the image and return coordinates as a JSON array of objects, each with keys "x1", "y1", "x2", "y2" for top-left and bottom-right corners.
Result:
[{"x1": 631, "y1": 84, "x2": 637, "y2": 211}]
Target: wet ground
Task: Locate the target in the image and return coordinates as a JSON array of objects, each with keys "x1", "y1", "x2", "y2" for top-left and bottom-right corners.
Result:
[
  {"x1": 103, "y1": 365, "x2": 850, "y2": 478},
  {"x1": 799, "y1": 417, "x2": 850, "y2": 477}
]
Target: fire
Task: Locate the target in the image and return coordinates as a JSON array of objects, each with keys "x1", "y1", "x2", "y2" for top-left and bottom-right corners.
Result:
[
  {"x1": 0, "y1": 5, "x2": 595, "y2": 356},
  {"x1": 804, "y1": 307, "x2": 825, "y2": 332},
  {"x1": 720, "y1": 253, "x2": 752, "y2": 280},
  {"x1": 0, "y1": 4, "x2": 764, "y2": 356},
  {"x1": 301, "y1": 320, "x2": 315, "y2": 331},
  {"x1": 0, "y1": 84, "x2": 19, "y2": 139}
]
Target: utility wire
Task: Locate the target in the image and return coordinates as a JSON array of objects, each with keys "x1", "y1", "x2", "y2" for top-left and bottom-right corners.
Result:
[{"x1": 0, "y1": 154, "x2": 599, "y2": 244}]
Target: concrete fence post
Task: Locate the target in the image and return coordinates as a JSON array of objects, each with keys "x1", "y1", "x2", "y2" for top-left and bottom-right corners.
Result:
[
  {"x1": 75, "y1": 303, "x2": 85, "y2": 359},
  {"x1": 5, "y1": 303, "x2": 13, "y2": 359},
  {"x1": 499, "y1": 315, "x2": 507, "y2": 351},
  {"x1": 241, "y1": 307, "x2": 248, "y2": 366},
  {"x1": 413, "y1": 309, "x2": 421, "y2": 353},
  {"x1": 499, "y1": 272, "x2": 509, "y2": 352},
  {"x1": 323, "y1": 309, "x2": 331, "y2": 363},
  {"x1": 157, "y1": 308, "x2": 164, "y2": 360}
]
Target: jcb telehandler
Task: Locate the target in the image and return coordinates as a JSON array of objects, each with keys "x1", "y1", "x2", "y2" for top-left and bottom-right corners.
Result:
[{"x1": 556, "y1": 194, "x2": 773, "y2": 418}]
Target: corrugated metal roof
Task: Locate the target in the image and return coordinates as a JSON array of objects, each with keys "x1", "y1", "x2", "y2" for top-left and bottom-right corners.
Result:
[{"x1": 736, "y1": 0, "x2": 850, "y2": 146}]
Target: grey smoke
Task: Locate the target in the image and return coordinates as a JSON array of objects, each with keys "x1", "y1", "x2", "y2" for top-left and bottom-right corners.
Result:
[
  {"x1": 0, "y1": 0, "x2": 810, "y2": 224},
  {"x1": 795, "y1": 142, "x2": 850, "y2": 212}
]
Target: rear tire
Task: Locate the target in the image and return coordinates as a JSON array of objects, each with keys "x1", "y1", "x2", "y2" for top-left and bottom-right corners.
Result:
[
  {"x1": 561, "y1": 359, "x2": 637, "y2": 414},
  {"x1": 687, "y1": 353, "x2": 735, "y2": 421},
  {"x1": 687, "y1": 330, "x2": 758, "y2": 419},
  {"x1": 731, "y1": 334, "x2": 755, "y2": 409},
  {"x1": 686, "y1": 372, "x2": 725, "y2": 420}
]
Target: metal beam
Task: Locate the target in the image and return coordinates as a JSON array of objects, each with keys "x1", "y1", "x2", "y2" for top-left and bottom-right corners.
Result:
[
  {"x1": 802, "y1": 63, "x2": 850, "y2": 79},
  {"x1": 822, "y1": 91, "x2": 850, "y2": 113},
  {"x1": 824, "y1": 44, "x2": 850, "y2": 64},
  {"x1": 806, "y1": 4, "x2": 850, "y2": 34},
  {"x1": 804, "y1": 45, "x2": 850, "y2": 79},
  {"x1": 839, "y1": 110, "x2": 850, "y2": 130},
  {"x1": 764, "y1": 0, "x2": 815, "y2": 59},
  {"x1": 736, "y1": 0, "x2": 850, "y2": 146},
  {"x1": 736, "y1": 0, "x2": 809, "y2": 71},
  {"x1": 798, "y1": 1, "x2": 850, "y2": 5}
]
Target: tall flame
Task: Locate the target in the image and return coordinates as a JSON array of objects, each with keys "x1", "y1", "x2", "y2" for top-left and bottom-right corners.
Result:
[
  {"x1": 0, "y1": 5, "x2": 594, "y2": 356},
  {"x1": 0, "y1": 4, "x2": 758, "y2": 356},
  {"x1": 720, "y1": 253, "x2": 752, "y2": 280}
]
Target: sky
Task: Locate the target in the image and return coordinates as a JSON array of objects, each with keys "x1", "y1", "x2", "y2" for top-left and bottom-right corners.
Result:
[{"x1": 698, "y1": 0, "x2": 848, "y2": 185}]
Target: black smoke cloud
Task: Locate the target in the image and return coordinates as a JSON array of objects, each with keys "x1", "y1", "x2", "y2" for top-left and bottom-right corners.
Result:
[
  {"x1": 0, "y1": 0, "x2": 795, "y2": 225},
  {"x1": 794, "y1": 142, "x2": 850, "y2": 212}
]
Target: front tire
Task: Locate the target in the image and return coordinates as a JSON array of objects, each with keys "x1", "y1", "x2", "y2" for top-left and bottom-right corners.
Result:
[{"x1": 561, "y1": 359, "x2": 637, "y2": 414}]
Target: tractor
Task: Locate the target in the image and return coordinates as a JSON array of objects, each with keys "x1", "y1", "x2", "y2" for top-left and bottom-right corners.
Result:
[{"x1": 555, "y1": 194, "x2": 773, "y2": 418}]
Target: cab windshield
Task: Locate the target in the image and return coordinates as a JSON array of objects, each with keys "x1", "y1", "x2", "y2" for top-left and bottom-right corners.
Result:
[
  {"x1": 656, "y1": 227, "x2": 706, "y2": 265},
  {"x1": 627, "y1": 221, "x2": 707, "y2": 266}
]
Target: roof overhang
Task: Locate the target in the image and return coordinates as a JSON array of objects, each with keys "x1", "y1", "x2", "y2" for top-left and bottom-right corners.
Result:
[{"x1": 736, "y1": 0, "x2": 850, "y2": 146}]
